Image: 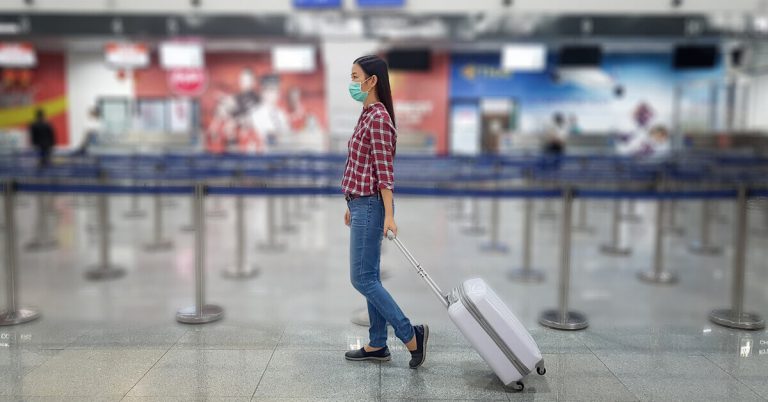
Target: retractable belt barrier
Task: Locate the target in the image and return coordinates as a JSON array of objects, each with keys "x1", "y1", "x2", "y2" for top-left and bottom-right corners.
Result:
[{"x1": 1, "y1": 151, "x2": 766, "y2": 331}]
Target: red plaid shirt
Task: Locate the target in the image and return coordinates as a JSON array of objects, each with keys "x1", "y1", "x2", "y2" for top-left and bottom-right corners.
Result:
[{"x1": 341, "y1": 102, "x2": 396, "y2": 196}]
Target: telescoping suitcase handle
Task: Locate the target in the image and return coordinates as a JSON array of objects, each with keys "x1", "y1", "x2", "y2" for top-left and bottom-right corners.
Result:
[{"x1": 386, "y1": 230, "x2": 450, "y2": 308}]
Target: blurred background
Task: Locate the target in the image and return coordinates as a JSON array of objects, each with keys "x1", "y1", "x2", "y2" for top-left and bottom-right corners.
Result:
[
  {"x1": 1, "y1": 0, "x2": 768, "y2": 155},
  {"x1": 1, "y1": 1, "x2": 768, "y2": 400}
]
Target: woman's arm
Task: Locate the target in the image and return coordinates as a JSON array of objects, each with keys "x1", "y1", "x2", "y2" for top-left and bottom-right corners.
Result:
[
  {"x1": 380, "y1": 188, "x2": 397, "y2": 236},
  {"x1": 369, "y1": 113, "x2": 397, "y2": 237}
]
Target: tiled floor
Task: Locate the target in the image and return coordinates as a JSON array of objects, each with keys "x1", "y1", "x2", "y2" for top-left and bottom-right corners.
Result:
[{"x1": 1, "y1": 194, "x2": 767, "y2": 401}]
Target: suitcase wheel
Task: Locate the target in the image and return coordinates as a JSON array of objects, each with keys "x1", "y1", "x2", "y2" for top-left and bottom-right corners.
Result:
[
  {"x1": 537, "y1": 366, "x2": 546, "y2": 376},
  {"x1": 510, "y1": 381, "x2": 524, "y2": 392}
]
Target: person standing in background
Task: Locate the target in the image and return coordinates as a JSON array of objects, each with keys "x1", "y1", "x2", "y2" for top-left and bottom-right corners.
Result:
[
  {"x1": 28, "y1": 108, "x2": 55, "y2": 168},
  {"x1": 543, "y1": 112, "x2": 568, "y2": 156}
]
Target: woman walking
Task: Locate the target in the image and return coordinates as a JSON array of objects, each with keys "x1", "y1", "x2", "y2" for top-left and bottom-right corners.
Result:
[{"x1": 342, "y1": 55, "x2": 429, "y2": 369}]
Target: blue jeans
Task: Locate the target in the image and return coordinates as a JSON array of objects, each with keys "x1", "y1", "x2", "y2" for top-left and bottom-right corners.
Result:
[{"x1": 348, "y1": 195, "x2": 414, "y2": 348}]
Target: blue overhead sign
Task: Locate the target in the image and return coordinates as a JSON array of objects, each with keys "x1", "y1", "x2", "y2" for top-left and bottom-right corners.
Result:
[
  {"x1": 293, "y1": 0, "x2": 341, "y2": 9},
  {"x1": 357, "y1": 0, "x2": 405, "y2": 7}
]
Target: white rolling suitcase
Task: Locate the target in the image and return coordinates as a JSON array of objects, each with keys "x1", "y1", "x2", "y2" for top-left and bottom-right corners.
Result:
[{"x1": 387, "y1": 231, "x2": 545, "y2": 391}]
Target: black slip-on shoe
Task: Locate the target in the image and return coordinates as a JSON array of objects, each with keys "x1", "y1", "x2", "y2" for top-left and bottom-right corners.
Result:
[
  {"x1": 409, "y1": 324, "x2": 429, "y2": 369},
  {"x1": 345, "y1": 346, "x2": 391, "y2": 362}
]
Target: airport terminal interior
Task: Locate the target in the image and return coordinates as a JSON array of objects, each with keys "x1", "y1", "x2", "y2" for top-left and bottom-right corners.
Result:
[{"x1": 1, "y1": 0, "x2": 768, "y2": 401}]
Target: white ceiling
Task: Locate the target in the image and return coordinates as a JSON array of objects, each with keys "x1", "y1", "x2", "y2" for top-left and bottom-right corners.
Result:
[{"x1": 1, "y1": 0, "x2": 767, "y2": 15}]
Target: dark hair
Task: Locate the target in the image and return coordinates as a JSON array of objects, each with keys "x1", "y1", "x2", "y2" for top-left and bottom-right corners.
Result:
[
  {"x1": 35, "y1": 108, "x2": 45, "y2": 120},
  {"x1": 353, "y1": 55, "x2": 396, "y2": 128}
]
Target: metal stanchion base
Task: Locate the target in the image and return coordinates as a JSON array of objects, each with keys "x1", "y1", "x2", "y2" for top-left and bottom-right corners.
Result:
[
  {"x1": 0, "y1": 308, "x2": 41, "y2": 326},
  {"x1": 480, "y1": 242, "x2": 510, "y2": 253},
  {"x1": 350, "y1": 307, "x2": 370, "y2": 327},
  {"x1": 539, "y1": 310, "x2": 589, "y2": 331},
  {"x1": 257, "y1": 243, "x2": 287, "y2": 253},
  {"x1": 599, "y1": 244, "x2": 632, "y2": 256},
  {"x1": 207, "y1": 209, "x2": 227, "y2": 219},
  {"x1": 664, "y1": 226, "x2": 686, "y2": 236},
  {"x1": 85, "y1": 265, "x2": 127, "y2": 281},
  {"x1": 508, "y1": 268, "x2": 545, "y2": 283},
  {"x1": 24, "y1": 238, "x2": 59, "y2": 251},
  {"x1": 222, "y1": 265, "x2": 260, "y2": 279},
  {"x1": 637, "y1": 270, "x2": 678, "y2": 285},
  {"x1": 688, "y1": 242, "x2": 722, "y2": 256},
  {"x1": 144, "y1": 240, "x2": 174, "y2": 252},
  {"x1": 123, "y1": 210, "x2": 146, "y2": 219},
  {"x1": 176, "y1": 305, "x2": 224, "y2": 324},
  {"x1": 709, "y1": 309, "x2": 765, "y2": 330}
]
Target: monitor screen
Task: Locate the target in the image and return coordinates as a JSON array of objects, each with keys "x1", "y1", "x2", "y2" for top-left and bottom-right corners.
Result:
[
  {"x1": 559, "y1": 46, "x2": 602, "y2": 67},
  {"x1": 673, "y1": 45, "x2": 719, "y2": 69},
  {"x1": 386, "y1": 49, "x2": 431, "y2": 71}
]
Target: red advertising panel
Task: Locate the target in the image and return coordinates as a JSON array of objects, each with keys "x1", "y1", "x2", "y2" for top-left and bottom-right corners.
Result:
[
  {"x1": 389, "y1": 53, "x2": 450, "y2": 154},
  {"x1": 0, "y1": 52, "x2": 68, "y2": 145},
  {"x1": 135, "y1": 51, "x2": 327, "y2": 154}
]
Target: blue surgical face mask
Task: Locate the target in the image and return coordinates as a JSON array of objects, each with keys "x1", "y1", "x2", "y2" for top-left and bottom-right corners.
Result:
[{"x1": 349, "y1": 77, "x2": 371, "y2": 103}]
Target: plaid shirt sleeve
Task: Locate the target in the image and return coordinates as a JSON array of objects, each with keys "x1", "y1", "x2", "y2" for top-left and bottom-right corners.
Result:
[{"x1": 369, "y1": 112, "x2": 396, "y2": 191}]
